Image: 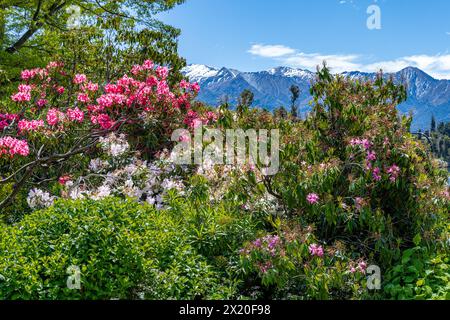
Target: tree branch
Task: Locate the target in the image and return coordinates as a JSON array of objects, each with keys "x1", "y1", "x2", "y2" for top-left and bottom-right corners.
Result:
[{"x1": 5, "y1": 1, "x2": 66, "y2": 53}]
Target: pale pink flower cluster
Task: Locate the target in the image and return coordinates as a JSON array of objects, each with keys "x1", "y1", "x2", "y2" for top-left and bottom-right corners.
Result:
[
  {"x1": 0, "y1": 136, "x2": 30, "y2": 157},
  {"x1": 350, "y1": 260, "x2": 368, "y2": 274},
  {"x1": 77, "y1": 93, "x2": 90, "y2": 103},
  {"x1": 156, "y1": 66, "x2": 169, "y2": 79},
  {"x1": 309, "y1": 244, "x2": 324, "y2": 257},
  {"x1": 57, "y1": 141, "x2": 185, "y2": 210},
  {"x1": 240, "y1": 235, "x2": 282, "y2": 258},
  {"x1": 350, "y1": 138, "x2": 372, "y2": 150},
  {"x1": 372, "y1": 167, "x2": 382, "y2": 181},
  {"x1": 85, "y1": 82, "x2": 99, "y2": 92},
  {"x1": 306, "y1": 193, "x2": 320, "y2": 204},
  {"x1": 387, "y1": 164, "x2": 400, "y2": 182}
]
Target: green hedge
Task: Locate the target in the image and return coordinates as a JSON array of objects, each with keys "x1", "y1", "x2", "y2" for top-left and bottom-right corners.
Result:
[{"x1": 0, "y1": 198, "x2": 235, "y2": 300}]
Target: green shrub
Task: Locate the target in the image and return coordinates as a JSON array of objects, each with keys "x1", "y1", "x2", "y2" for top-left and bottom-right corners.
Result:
[
  {"x1": 238, "y1": 221, "x2": 369, "y2": 300},
  {"x1": 0, "y1": 198, "x2": 234, "y2": 300},
  {"x1": 384, "y1": 246, "x2": 450, "y2": 300}
]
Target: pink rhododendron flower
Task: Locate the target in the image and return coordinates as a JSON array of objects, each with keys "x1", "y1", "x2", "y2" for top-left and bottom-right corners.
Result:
[
  {"x1": 18, "y1": 84, "x2": 32, "y2": 93},
  {"x1": 21, "y1": 69, "x2": 35, "y2": 81},
  {"x1": 46, "y1": 108, "x2": 63, "y2": 126},
  {"x1": 131, "y1": 65, "x2": 143, "y2": 75},
  {"x1": 178, "y1": 134, "x2": 190, "y2": 142},
  {"x1": 18, "y1": 119, "x2": 45, "y2": 133},
  {"x1": 387, "y1": 164, "x2": 400, "y2": 182},
  {"x1": 146, "y1": 75, "x2": 158, "y2": 87},
  {"x1": 156, "y1": 66, "x2": 169, "y2": 79},
  {"x1": 206, "y1": 111, "x2": 218, "y2": 122},
  {"x1": 11, "y1": 92, "x2": 31, "y2": 102},
  {"x1": 92, "y1": 114, "x2": 113, "y2": 130},
  {"x1": 190, "y1": 82, "x2": 200, "y2": 93},
  {"x1": 56, "y1": 86, "x2": 65, "y2": 94},
  {"x1": 156, "y1": 80, "x2": 170, "y2": 96},
  {"x1": 77, "y1": 93, "x2": 90, "y2": 103},
  {"x1": 0, "y1": 136, "x2": 30, "y2": 157},
  {"x1": 358, "y1": 261, "x2": 368, "y2": 273},
  {"x1": 0, "y1": 120, "x2": 8, "y2": 130},
  {"x1": 74, "y1": 74, "x2": 87, "y2": 84},
  {"x1": 306, "y1": 193, "x2": 320, "y2": 204},
  {"x1": 87, "y1": 104, "x2": 105, "y2": 113},
  {"x1": 58, "y1": 175, "x2": 72, "y2": 185},
  {"x1": 142, "y1": 60, "x2": 154, "y2": 70},
  {"x1": 0, "y1": 113, "x2": 20, "y2": 130},
  {"x1": 67, "y1": 108, "x2": 84, "y2": 123},
  {"x1": 372, "y1": 167, "x2": 382, "y2": 181},
  {"x1": 85, "y1": 82, "x2": 99, "y2": 92},
  {"x1": 104, "y1": 84, "x2": 123, "y2": 94},
  {"x1": 179, "y1": 79, "x2": 190, "y2": 89},
  {"x1": 309, "y1": 244, "x2": 324, "y2": 257},
  {"x1": 366, "y1": 151, "x2": 377, "y2": 162},
  {"x1": 37, "y1": 99, "x2": 48, "y2": 107}
]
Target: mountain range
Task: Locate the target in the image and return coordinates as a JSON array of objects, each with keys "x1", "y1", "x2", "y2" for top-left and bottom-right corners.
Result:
[{"x1": 182, "y1": 64, "x2": 450, "y2": 131}]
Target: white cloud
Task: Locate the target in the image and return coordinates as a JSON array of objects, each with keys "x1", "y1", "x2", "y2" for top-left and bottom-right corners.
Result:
[
  {"x1": 283, "y1": 53, "x2": 362, "y2": 73},
  {"x1": 248, "y1": 44, "x2": 296, "y2": 58},
  {"x1": 361, "y1": 55, "x2": 450, "y2": 79},
  {"x1": 248, "y1": 43, "x2": 450, "y2": 79}
]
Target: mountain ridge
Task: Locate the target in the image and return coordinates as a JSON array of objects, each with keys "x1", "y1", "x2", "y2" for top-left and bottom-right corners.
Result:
[{"x1": 182, "y1": 64, "x2": 450, "y2": 130}]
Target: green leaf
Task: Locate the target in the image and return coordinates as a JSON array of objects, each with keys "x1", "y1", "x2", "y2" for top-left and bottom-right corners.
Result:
[{"x1": 413, "y1": 234, "x2": 422, "y2": 246}]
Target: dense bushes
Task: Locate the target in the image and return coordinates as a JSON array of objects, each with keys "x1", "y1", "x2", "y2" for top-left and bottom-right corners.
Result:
[
  {"x1": 238, "y1": 67, "x2": 449, "y2": 267},
  {"x1": 0, "y1": 198, "x2": 239, "y2": 300},
  {"x1": 384, "y1": 246, "x2": 450, "y2": 300}
]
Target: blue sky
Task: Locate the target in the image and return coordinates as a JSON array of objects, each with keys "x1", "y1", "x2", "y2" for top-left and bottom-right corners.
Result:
[{"x1": 158, "y1": 0, "x2": 450, "y2": 79}]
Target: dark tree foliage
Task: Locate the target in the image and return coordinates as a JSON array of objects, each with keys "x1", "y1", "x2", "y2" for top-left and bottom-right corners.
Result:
[
  {"x1": 289, "y1": 85, "x2": 300, "y2": 118},
  {"x1": 0, "y1": 0, "x2": 186, "y2": 96}
]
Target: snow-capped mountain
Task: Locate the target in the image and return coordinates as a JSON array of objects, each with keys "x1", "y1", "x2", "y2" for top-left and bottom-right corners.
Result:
[{"x1": 182, "y1": 64, "x2": 450, "y2": 131}]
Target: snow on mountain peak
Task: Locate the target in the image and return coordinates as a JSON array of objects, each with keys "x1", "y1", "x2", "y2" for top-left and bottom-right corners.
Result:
[
  {"x1": 182, "y1": 64, "x2": 219, "y2": 82},
  {"x1": 267, "y1": 66, "x2": 314, "y2": 78}
]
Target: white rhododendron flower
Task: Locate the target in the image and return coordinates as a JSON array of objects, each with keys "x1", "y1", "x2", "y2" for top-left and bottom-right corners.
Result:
[
  {"x1": 89, "y1": 158, "x2": 109, "y2": 172},
  {"x1": 99, "y1": 133, "x2": 130, "y2": 157},
  {"x1": 27, "y1": 188, "x2": 55, "y2": 209}
]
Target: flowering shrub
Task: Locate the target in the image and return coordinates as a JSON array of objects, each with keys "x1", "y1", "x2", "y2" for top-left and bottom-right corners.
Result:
[
  {"x1": 239, "y1": 223, "x2": 370, "y2": 299},
  {"x1": 0, "y1": 60, "x2": 213, "y2": 214},
  {"x1": 251, "y1": 65, "x2": 450, "y2": 266}
]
